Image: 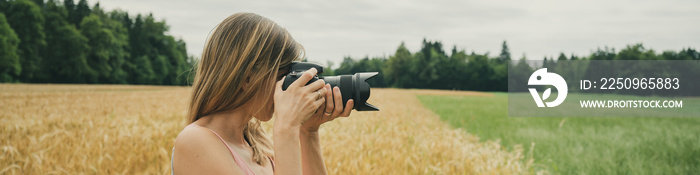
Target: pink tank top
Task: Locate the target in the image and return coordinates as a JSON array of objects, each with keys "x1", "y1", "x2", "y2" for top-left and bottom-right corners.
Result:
[{"x1": 171, "y1": 124, "x2": 274, "y2": 175}]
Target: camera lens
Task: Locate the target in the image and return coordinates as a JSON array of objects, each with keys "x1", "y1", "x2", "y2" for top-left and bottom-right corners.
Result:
[{"x1": 320, "y1": 72, "x2": 379, "y2": 111}]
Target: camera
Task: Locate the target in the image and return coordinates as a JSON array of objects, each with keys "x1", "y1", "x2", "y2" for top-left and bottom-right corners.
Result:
[{"x1": 281, "y1": 61, "x2": 379, "y2": 111}]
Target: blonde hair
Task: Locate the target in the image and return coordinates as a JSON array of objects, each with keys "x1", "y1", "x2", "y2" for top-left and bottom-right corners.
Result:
[{"x1": 188, "y1": 13, "x2": 303, "y2": 165}]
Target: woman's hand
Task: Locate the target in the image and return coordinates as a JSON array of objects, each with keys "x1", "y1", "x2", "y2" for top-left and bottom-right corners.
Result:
[
  {"x1": 273, "y1": 68, "x2": 328, "y2": 130},
  {"x1": 301, "y1": 84, "x2": 354, "y2": 133}
]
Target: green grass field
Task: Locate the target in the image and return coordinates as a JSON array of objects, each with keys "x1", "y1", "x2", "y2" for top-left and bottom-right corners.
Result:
[{"x1": 417, "y1": 93, "x2": 700, "y2": 174}]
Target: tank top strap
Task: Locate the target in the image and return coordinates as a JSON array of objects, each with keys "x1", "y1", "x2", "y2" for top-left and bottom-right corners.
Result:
[
  {"x1": 268, "y1": 156, "x2": 275, "y2": 172},
  {"x1": 188, "y1": 123, "x2": 256, "y2": 175}
]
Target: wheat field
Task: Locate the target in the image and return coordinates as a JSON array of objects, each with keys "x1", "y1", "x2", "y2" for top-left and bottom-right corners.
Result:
[{"x1": 1, "y1": 84, "x2": 536, "y2": 174}]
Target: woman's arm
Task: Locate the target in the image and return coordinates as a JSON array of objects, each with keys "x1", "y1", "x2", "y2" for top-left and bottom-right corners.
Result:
[
  {"x1": 299, "y1": 85, "x2": 354, "y2": 175},
  {"x1": 273, "y1": 125, "x2": 304, "y2": 175},
  {"x1": 300, "y1": 131, "x2": 326, "y2": 175}
]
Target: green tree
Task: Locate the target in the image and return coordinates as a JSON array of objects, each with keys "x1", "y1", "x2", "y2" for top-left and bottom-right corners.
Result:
[
  {"x1": 0, "y1": 13, "x2": 20, "y2": 82},
  {"x1": 489, "y1": 60, "x2": 508, "y2": 91},
  {"x1": 80, "y1": 14, "x2": 109, "y2": 82},
  {"x1": 170, "y1": 38, "x2": 192, "y2": 85},
  {"x1": 80, "y1": 10, "x2": 130, "y2": 83},
  {"x1": 120, "y1": 11, "x2": 190, "y2": 85},
  {"x1": 72, "y1": 0, "x2": 90, "y2": 25},
  {"x1": 62, "y1": 0, "x2": 74, "y2": 18},
  {"x1": 412, "y1": 39, "x2": 445, "y2": 88},
  {"x1": 570, "y1": 53, "x2": 578, "y2": 60},
  {"x1": 0, "y1": 0, "x2": 191, "y2": 85},
  {"x1": 141, "y1": 14, "x2": 180, "y2": 84},
  {"x1": 384, "y1": 42, "x2": 412, "y2": 87},
  {"x1": 557, "y1": 52, "x2": 568, "y2": 60},
  {"x1": 464, "y1": 54, "x2": 493, "y2": 91},
  {"x1": 95, "y1": 4, "x2": 130, "y2": 83},
  {"x1": 43, "y1": 0, "x2": 93, "y2": 83},
  {"x1": 128, "y1": 14, "x2": 144, "y2": 58},
  {"x1": 616, "y1": 43, "x2": 658, "y2": 60},
  {"x1": 0, "y1": 0, "x2": 8, "y2": 11},
  {"x1": 151, "y1": 55, "x2": 170, "y2": 84},
  {"x1": 590, "y1": 47, "x2": 616, "y2": 60},
  {"x1": 498, "y1": 40, "x2": 511, "y2": 63},
  {"x1": 335, "y1": 56, "x2": 356, "y2": 75},
  {"x1": 108, "y1": 9, "x2": 138, "y2": 83},
  {"x1": 132, "y1": 55, "x2": 155, "y2": 84},
  {"x1": 449, "y1": 46, "x2": 469, "y2": 89},
  {"x1": 4, "y1": 0, "x2": 45, "y2": 82},
  {"x1": 30, "y1": 0, "x2": 43, "y2": 7}
]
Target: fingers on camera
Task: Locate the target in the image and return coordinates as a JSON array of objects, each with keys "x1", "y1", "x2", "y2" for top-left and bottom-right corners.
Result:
[
  {"x1": 290, "y1": 68, "x2": 317, "y2": 88},
  {"x1": 340, "y1": 99, "x2": 353, "y2": 117},
  {"x1": 324, "y1": 85, "x2": 333, "y2": 114},
  {"x1": 313, "y1": 87, "x2": 328, "y2": 101},
  {"x1": 313, "y1": 92, "x2": 326, "y2": 107},
  {"x1": 304, "y1": 79, "x2": 325, "y2": 92},
  {"x1": 332, "y1": 86, "x2": 343, "y2": 117}
]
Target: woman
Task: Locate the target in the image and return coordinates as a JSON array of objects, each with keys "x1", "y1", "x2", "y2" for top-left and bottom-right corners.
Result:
[{"x1": 172, "y1": 13, "x2": 354, "y2": 175}]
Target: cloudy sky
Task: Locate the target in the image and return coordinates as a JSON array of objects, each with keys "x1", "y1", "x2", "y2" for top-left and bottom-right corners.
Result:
[{"x1": 88, "y1": 0, "x2": 699, "y2": 66}]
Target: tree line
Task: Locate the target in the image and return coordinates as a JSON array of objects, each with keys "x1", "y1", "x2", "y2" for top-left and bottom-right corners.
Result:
[
  {"x1": 0, "y1": 0, "x2": 193, "y2": 85},
  {"x1": 2, "y1": 0, "x2": 698, "y2": 91},
  {"x1": 327, "y1": 39, "x2": 699, "y2": 92}
]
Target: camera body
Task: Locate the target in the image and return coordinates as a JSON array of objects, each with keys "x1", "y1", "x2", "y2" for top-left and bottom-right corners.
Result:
[{"x1": 282, "y1": 61, "x2": 379, "y2": 111}]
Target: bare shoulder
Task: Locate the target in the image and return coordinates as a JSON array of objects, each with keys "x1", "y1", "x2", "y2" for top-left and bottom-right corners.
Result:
[{"x1": 173, "y1": 125, "x2": 243, "y2": 175}]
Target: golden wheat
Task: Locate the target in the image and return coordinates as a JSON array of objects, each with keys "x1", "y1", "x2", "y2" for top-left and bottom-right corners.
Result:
[{"x1": 1, "y1": 84, "x2": 536, "y2": 174}]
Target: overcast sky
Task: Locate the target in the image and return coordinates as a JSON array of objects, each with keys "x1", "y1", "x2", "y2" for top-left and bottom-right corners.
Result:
[{"x1": 87, "y1": 0, "x2": 700, "y2": 66}]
